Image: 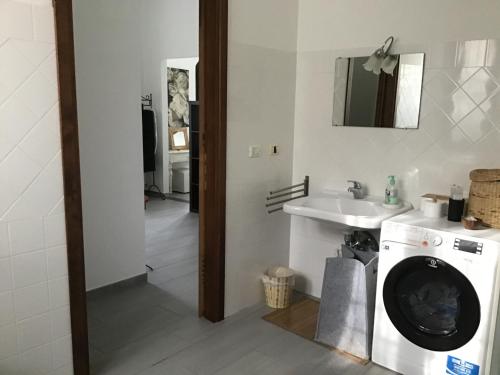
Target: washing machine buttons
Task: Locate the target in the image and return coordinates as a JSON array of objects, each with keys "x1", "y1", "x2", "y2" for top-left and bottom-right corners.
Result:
[{"x1": 432, "y1": 236, "x2": 443, "y2": 246}]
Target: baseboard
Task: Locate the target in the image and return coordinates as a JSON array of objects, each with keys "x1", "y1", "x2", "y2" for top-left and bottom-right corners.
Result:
[{"x1": 86, "y1": 273, "x2": 147, "y2": 298}]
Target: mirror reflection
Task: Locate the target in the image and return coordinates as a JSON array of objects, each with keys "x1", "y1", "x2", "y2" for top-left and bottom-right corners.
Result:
[{"x1": 333, "y1": 53, "x2": 425, "y2": 129}]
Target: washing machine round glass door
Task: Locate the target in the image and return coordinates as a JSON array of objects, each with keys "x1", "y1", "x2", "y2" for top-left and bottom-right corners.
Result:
[{"x1": 383, "y1": 256, "x2": 481, "y2": 351}]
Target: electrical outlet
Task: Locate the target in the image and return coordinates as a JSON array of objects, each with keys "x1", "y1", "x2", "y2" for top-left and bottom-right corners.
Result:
[
  {"x1": 248, "y1": 145, "x2": 261, "y2": 158},
  {"x1": 270, "y1": 144, "x2": 279, "y2": 156}
]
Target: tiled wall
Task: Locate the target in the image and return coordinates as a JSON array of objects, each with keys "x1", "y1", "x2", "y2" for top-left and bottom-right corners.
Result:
[
  {"x1": 225, "y1": 0, "x2": 298, "y2": 315},
  {"x1": 290, "y1": 38, "x2": 500, "y2": 297},
  {"x1": 0, "y1": 0, "x2": 73, "y2": 373}
]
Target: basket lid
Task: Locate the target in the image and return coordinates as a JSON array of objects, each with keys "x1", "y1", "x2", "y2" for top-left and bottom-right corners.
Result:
[{"x1": 470, "y1": 169, "x2": 500, "y2": 182}]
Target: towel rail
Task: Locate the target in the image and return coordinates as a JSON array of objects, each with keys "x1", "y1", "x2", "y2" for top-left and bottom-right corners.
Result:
[
  {"x1": 266, "y1": 176, "x2": 309, "y2": 214},
  {"x1": 266, "y1": 188, "x2": 305, "y2": 201}
]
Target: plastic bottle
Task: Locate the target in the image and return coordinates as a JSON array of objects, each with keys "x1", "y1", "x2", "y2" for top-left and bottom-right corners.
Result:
[{"x1": 385, "y1": 176, "x2": 399, "y2": 205}]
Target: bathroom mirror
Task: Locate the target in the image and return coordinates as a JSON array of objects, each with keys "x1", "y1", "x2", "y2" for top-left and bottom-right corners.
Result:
[{"x1": 333, "y1": 53, "x2": 425, "y2": 129}]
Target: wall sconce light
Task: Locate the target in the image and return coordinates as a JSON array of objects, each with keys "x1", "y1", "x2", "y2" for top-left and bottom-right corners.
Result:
[{"x1": 363, "y1": 36, "x2": 398, "y2": 76}]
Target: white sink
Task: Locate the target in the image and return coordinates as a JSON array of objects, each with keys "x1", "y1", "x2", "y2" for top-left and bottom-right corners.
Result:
[{"x1": 283, "y1": 190, "x2": 412, "y2": 229}]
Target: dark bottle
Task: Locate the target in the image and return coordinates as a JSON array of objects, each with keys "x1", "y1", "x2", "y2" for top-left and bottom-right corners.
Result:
[{"x1": 448, "y1": 185, "x2": 465, "y2": 222}]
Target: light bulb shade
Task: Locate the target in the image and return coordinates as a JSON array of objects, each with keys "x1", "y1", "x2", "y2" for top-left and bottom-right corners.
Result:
[
  {"x1": 381, "y1": 55, "x2": 399, "y2": 76},
  {"x1": 363, "y1": 53, "x2": 383, "y2": 75}
]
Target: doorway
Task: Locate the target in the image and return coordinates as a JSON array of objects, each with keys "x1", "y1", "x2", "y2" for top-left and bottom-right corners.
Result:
[{"x1": 52, "y1": 0, "x2": 228, "y2": 374}]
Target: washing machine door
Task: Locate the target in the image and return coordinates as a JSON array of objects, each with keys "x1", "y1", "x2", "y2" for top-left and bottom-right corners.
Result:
[{"x1": 383, "y1": 255, "x2": 481, "y2": 351}]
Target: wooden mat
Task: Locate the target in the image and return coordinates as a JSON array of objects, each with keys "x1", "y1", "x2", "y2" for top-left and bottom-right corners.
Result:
[{"x1": 262, "y1": 297, "x2": 369, "y2": 365}]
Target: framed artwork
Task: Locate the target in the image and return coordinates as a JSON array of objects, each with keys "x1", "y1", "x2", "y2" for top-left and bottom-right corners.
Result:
[
  {"x1": 169, "y1": 127, "x2": 189, "y2": 151},
  {"x1": 167, "y1": 68, "x2": 190, "y2": 128}
]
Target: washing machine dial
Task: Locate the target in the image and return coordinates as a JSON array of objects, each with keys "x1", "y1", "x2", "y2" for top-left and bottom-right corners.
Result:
[{"x1": 432, "y1": 236, "x2": 443, "y2": 246}]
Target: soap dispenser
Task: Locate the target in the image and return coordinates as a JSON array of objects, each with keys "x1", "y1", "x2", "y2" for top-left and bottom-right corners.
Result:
[{"x1": 385, "y1": 176, "x2": 399, "y2": 206}]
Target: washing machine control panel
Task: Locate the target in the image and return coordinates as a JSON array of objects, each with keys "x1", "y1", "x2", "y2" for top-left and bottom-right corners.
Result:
[
  {"x1": 383, "y1": 223, "x2": 446, "y2": 248},
  {"x1": 431, "y1": 236, "x2": 443, "y2": 246},
  {"x1": 454, "y1": 238, "x2": 483, "y2": 255},
  {"x1": 382, "y1": 222, "x2": 490, "y2": 257}
]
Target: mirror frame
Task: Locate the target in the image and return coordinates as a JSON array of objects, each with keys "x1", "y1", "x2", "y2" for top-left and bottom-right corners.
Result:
[{"x1": 169, "y1": 127, "x2": 190, "y2": 151}]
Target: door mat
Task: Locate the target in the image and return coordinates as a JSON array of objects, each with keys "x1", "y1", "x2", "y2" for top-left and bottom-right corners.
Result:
[{"x1": 262, "y1": 297, "x2": 369, "y2": 365}]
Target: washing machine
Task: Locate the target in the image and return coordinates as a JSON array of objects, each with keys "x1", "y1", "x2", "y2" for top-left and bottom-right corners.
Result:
[{"x1": 372, "y1": 210, "x2": 500, "y2": 375}]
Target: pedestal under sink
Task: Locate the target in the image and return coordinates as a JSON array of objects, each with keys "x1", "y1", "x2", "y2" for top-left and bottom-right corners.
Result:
[{"x1": 283, "y1": 190, "x2": 412, "y2": 229}]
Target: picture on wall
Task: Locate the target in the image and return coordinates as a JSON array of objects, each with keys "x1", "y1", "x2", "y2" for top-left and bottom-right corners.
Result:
[{"x1": 167, "y1": 67, "x2": 190, "y2": 128}]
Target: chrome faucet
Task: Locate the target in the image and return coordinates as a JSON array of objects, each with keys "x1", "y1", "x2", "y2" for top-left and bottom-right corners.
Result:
[{"x1": 347, "y1": 180, "x2": 365, "y2": 199}]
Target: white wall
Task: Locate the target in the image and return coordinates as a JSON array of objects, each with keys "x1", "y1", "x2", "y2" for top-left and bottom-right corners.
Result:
[
  {"x1": 291, "y1": 0, "x2": 500, "y2": 297},
  {"x1": 0, "y1": 0, "x2": 73, "y2": 372},
  {"x1": 73, "y1": 0, "x2": 146, "y2": 291},
  {"x1": 225, "y1": 0, "x2": 299, "y2": 316},
  {"x1": 140, "y1": 0, "x2": 199, "y2": 192}
]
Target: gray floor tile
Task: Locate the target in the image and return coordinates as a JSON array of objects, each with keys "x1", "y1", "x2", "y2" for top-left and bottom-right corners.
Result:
[
  {"x1": 89, "y1": 199, "x2": 393, "y2": 375},
  {"x1": 213, "y1": 351, "x2": 293, "y2": 375},
  {"x1": 91, "y1": 331, "x2": 190, "y2": 375}
]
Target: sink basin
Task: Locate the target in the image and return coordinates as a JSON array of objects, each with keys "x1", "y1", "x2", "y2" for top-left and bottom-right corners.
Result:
[{"x1": 283, "y1": 190, "x2": 412, "y2": 229}]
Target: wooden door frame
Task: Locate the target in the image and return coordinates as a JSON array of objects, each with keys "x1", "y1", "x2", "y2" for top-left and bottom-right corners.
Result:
[{"x1": 53, "y1": 0, "x2": 228, "y2": 374}]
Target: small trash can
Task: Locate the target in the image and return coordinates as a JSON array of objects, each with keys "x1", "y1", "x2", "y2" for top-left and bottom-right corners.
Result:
[
  {"x1": 315, "y1": 245, "x2": 379, "y2": 360},
  {"x1": 262, "y1": 266, "x2": 295, "y2": 309}
]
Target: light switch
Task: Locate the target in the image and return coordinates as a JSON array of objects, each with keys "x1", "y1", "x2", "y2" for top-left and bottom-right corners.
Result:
[
  {"x1": 248, "y1": 145, "x2": 261, "y2": 158},
  {"x1": 270, "y1": 144, "x2": 279, "y2": 156}
]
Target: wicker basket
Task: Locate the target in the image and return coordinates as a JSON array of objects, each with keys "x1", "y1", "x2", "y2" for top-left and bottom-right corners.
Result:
[
  {"x1": 468, "y1": 169, "x2": 500, "y2": 228},
  {"x1": 262, "y1": 267, "x2": 295, "y2": 309}
]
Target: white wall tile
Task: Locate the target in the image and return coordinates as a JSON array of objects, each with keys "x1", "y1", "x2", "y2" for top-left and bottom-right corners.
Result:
[
  {"x1": 225, "y1": 43, "x2": 296, "y2": 314},
  {"x1": 47, "y1": 246, "x2": 68, "y2": 280},
  {"x1": 19, "y1": 114, "x2": 60, "y2": 168},
  {"x1": 9, "y1": 39, "x2": 54, "y2": 66},
  {"x1": 0, "y1": 291, "x2": 15, "y2": 327},
  {"x1": 48, "y1": 199, "x2": 65, "y2": 216},
  {"x1": 51, "y1": 336, "x2": 72, "y2": 370},
  {"x1": 0, "y1": 258, "x2": 13, "y2": 293},
  {"x1": 424, "y1": 71, "x2": 457, "y2": 103},
  {"x1": 456, "y1": 40, "x2": 487, "y2": 67},
  {"x1": 0, "y1": 41, "x2": 34, "y2": 103},
  {"x1": 44, "y1": 214, "x2": 66, "y2": 248},
  {"x1": 16, "y1": 313, "x2": 51, "y2": 352},
  {"x1": 461, "y1": 68, "x2": 499, "y2": 105},
  {"x1": 440, "y1": 88, "x2": 476, "y2": 123},
  {"x1": 19, "y1": 343, "x2": 53, "y2": 375},
  {"x1": 0, "y1": 149, "x2": 41, "y2": 217},
  {"x1": 0, "y1": 324, "x2": 18, "y2": 360},
  {"x1": 48, "y1": 278, "x2": 69, "y2": 309},
  {"x1": 38, "y1": 52, "x2": 58, "y2": 83},
  {"x1": 50, "y1": 306, "x2": 71, "y2": 340},
  {"x1": 0, "y1": 1, "x2": 33, "y2": 43},
  {"x1": 0, "y1": 221, "x2": 9, "y2": 258},
  {"x1": 32, "y1": 5, "x2": 56, "y2": 43},
  {"x1": 445, "y1": 67, "x2": 479, "y2": 86},
  {"x1": 14, "y1": 282, "x2": 50, "y2": 320},
  {"x1": 12, "y1": 251, "x2": 47, "y2": 289},
  {"x1": 418, "y1": 108, "x2": 454, "y2": 139},
  {"x1": 8, "y1": 217, "x2": 44, "y2": 255},
  {"x1": 1, "y1": 0, "x2": 71, "y2": 370},
  {"x1": 480, "y1": 90, "x2": 500, "y2": 126},
  {"x1": 0, "y1": 97, "x2": 39, "y2": 161},
  {"x1": 458, "y1": 108, "x2": 494, "y2": 143},
  {"x1": 13, "y1": 71, "x2": 58, "y2": 119},
  {"x1": 49, "y1": 364, "x2": 74, "y2": 375},
  {"x1": 0, "y1": 355, "x2": 19, "y2": 373},
  {"x1": 5, "y1": 153, "x2": 64, "y2": 221}
]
